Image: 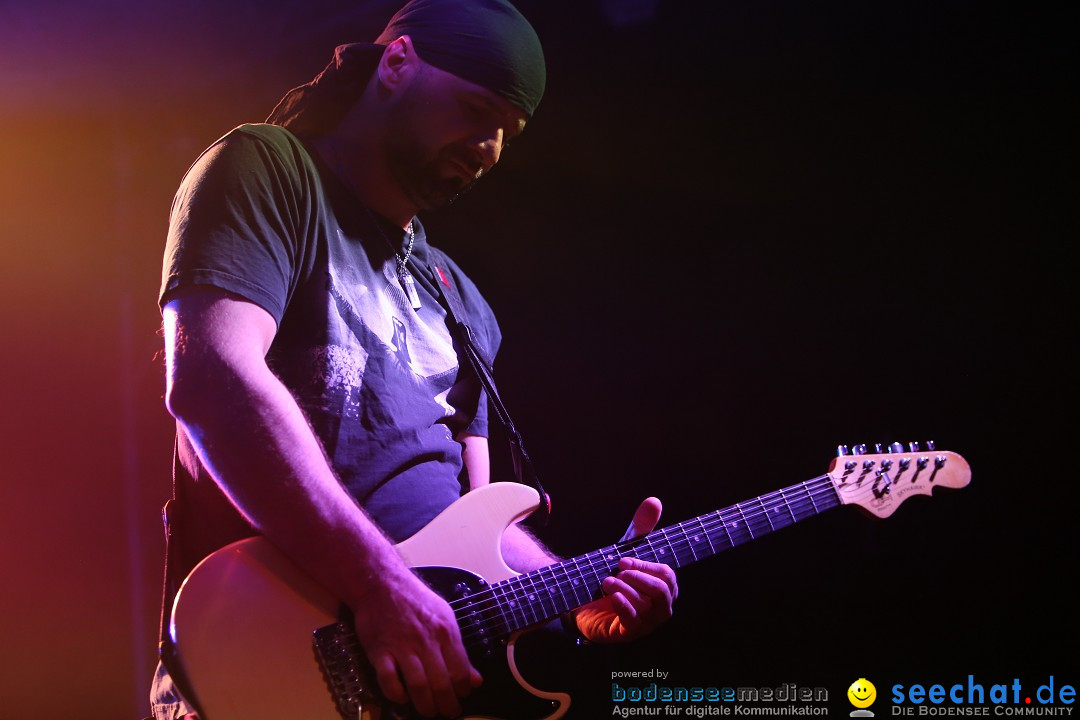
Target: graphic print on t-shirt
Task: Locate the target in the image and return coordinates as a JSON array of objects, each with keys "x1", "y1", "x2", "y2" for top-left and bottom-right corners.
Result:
[
  {"x1": 391, "y1": 317, "x2": 413, "y2": 367},
  {"x1": 320, "y1": 261, "x2": 461, "y2": 420}
]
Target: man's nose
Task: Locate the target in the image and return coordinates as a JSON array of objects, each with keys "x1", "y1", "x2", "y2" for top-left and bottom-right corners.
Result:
[{"x1": 471, "y1": 126, "x2": 505, "y2": 169}]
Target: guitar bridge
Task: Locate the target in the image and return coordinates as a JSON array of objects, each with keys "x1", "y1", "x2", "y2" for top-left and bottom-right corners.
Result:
[{"x1": 313, "y1": 620, "x2": 368, "y2": 720}]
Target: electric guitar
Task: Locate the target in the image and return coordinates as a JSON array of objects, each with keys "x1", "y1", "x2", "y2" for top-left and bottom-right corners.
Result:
[{"x1": 167, "y1": 443, "x2": 970, "y2": 720}]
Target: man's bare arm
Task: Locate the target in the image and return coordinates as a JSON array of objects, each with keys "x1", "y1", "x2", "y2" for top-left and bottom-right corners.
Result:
[
  {"x1": 164, "y1": 286, "x2": 480, "y2": 718},
  {"x1": 459, "y1": 434, "x2": 559, "y2": 570}
]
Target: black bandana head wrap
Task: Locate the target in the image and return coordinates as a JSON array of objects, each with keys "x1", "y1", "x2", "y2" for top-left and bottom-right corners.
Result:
[{"x1": 266, "y1": 0, "x2": 545, "y2": 137}]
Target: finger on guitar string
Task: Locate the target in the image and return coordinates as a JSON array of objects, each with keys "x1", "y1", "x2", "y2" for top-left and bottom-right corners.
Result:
[
  {"x1": 602, "y1": 562, "x2": 677, "y2": 626},
  {"x1": 601, "y1": 578, "x2": 649, "y2": 631},
  {"x1": 617, "y1": 556, "x2": 679, "y2": 602}
]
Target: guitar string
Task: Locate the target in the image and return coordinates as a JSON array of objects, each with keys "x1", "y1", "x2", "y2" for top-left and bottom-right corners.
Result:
[{"x1": 451, "y1": 474, "x2": 874, "y2": 645}]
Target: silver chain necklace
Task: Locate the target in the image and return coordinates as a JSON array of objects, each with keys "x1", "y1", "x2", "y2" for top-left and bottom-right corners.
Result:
[
  {"x1": 364, "y1": 208, "x2": 422, "y2": 312},
  {"x1": 392, "y1": 220, "x2": 423, "y2": 311},
  {"x1": 330, "y1": 139, "x2": 423, "y2": 311}
]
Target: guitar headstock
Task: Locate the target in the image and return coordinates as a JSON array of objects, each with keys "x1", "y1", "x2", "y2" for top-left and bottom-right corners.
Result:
[{"x1": 828, "y1": 442, "x2": 971, "y2": 518}]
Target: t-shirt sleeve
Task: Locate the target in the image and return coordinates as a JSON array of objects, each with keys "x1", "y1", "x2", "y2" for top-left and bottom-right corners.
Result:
[{"x1": 159, "y1": 129, "x2": 311, "y2": 325}]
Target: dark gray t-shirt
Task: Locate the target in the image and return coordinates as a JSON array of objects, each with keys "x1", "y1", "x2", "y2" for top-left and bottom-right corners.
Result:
[{"x1": 160, "y1": 123, "x2": 500, "y2": 543}]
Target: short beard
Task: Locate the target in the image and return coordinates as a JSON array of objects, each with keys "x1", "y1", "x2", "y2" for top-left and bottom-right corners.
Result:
[{"x1": 395, "y1": 153, "x2": 479, "y2": 210}]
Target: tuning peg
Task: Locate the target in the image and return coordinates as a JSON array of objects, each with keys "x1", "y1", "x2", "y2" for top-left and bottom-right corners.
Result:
[
  {"x1": 874, "y1": 443, "x2": 884, "y2": 453},
  {"x1": 852, "y1": 444, "x2": 867, "y2": 456},
  {"x1": 837, "y1": 445, "x2": 850, "y2": 457},
  {"x1": 909, "y1": 441, "x2": 920, "y2": 452},
  {"x1": 927, "y1": 440, "x2": 936, "y2": 451},
  {"x1": 890, "y1": 442, "x2": 904, "y2": 453}
]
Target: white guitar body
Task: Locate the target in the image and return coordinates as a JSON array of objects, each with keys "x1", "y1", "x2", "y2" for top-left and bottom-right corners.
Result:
[{"x1": 169, "y1": 482, "x2": 569, "y2": 720}]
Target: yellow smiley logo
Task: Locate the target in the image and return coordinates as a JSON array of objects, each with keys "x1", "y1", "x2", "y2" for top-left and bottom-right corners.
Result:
[{"x1": 848, "y1": 678, "x2": 877, "y2": 708}]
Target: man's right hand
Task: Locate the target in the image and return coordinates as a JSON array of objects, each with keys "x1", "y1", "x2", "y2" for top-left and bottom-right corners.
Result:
[{"x1": 350, "y1": 565, "x2": 483, "y2": 718}]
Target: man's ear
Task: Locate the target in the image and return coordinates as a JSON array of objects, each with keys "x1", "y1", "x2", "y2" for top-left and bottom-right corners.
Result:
[{"x1": 377, "y1": 35, "x2": 419, "y2": 91}]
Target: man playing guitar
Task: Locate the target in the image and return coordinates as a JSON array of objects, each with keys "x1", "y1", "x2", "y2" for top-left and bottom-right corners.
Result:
[{"x1": 151, "y1": 2, "x2": 677, "y2": 718}]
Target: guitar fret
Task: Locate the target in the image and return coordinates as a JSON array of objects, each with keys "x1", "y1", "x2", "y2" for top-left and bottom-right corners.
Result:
[
  {"x1": 481, "y1": 587, "x2": 511, "y2": 638},
  {"x1": 502, "y1": 578, "x2": 529, "y2": 629},
  {"x1": 735, "y1": 502, "x2": 755, "y2": 539},
  {"x1": 542, "y1": 565, "x2": 570, "y2": 617},
  {"x1": 531, "y1": 570, "x2": 553, "y2": 619},
  {"x1": 757, "y1": 497, "x2": 778, "y2": 536},
  {"x1": 696, "y1": 515, "x2": 717, "y2": 556},
  {"x1": 787, "y1": 485, "x2": 812, "y2": 522},
  {"x1": 676, "y1": 522, "x2": 698, "y2": 564},
  {"x1": 806, "y1": 482, "x2": 820, "y2": 515},
  {"x1": 490, "y1": 587, "x2": 512, "y2": 637},
  {"x1": 575, "y1": 551, "x2": 607, "y2": 603},
  {"x1": 757, "y1": 496, "x2": 775, "y2": 532},
  {"x1": 779, "y1": 487, "x2": 797, "y2": 525},
  {"x1": 525, "y1": 569, "x2": 546, "y2": 619},
  {"x1": 643, "y1": 534, "x2": 664, "y2": 565},
  {"x1": 493, "y1": 580, "x2": 526, "y2": 633},
  {"x1": 515, "y1": 577, "x2": 539, "y2": 626},
  {"x1": 662, "y1": 532, "x2": 684, "y2": 566},
  {"x1": 763, "y1": 491, "x2": 793, "y2": 531},
  {"x1": 568, "y1": 557, "x2": 593, "y2": 608},
  {"x1": 722, "y1": 506, "x2": 751, "y2": 547},
  {"x1": 663, "y1": 530, "x2": 683, "y2": 566},
  {"x1": 523, "y1": 573, "x2": 547, "y2": 624},
  {"x1": 598, "y1": 551, "x2": 618, "y2": 588},
  {"x1": 516, "y1": 575, "x2": 539, "y2": 626},
  {"x1": 564, "y1": 561, "x2": 592, "y2": 607},
  {"x1": 711, "y1": 509, "x2": 733, "y2": 550}
]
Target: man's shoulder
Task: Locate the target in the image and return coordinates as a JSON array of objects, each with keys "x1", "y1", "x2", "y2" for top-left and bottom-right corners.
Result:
[
  {"x1": 182, "y1": 123, "x2": 319, "y2": 190},
  {"x1": 229, "y1": 122, "x2": 302, "y2": 147},
  {"x1": 202, "y1": 123, "x2": 312, "y2": 168}
]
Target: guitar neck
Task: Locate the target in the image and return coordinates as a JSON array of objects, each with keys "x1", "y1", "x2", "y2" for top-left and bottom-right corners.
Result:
[{"x1": 465, "y1": 474, "x2": 841, "y2": 639}]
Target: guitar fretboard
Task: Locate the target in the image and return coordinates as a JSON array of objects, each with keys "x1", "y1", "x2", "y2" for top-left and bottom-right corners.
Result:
[{"x1": 453, "y1": 475, "x2": 840, "y2": 645}]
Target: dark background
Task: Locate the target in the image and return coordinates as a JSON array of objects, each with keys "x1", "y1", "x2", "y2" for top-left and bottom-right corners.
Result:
[{"x1": 0, "y1": 1, "x2": 1072, "y2": 718}]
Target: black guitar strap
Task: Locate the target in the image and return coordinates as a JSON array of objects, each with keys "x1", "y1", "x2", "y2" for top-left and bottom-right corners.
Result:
[{"x1": 426, "y1": 250, "x2": 551, "y2": 527}]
